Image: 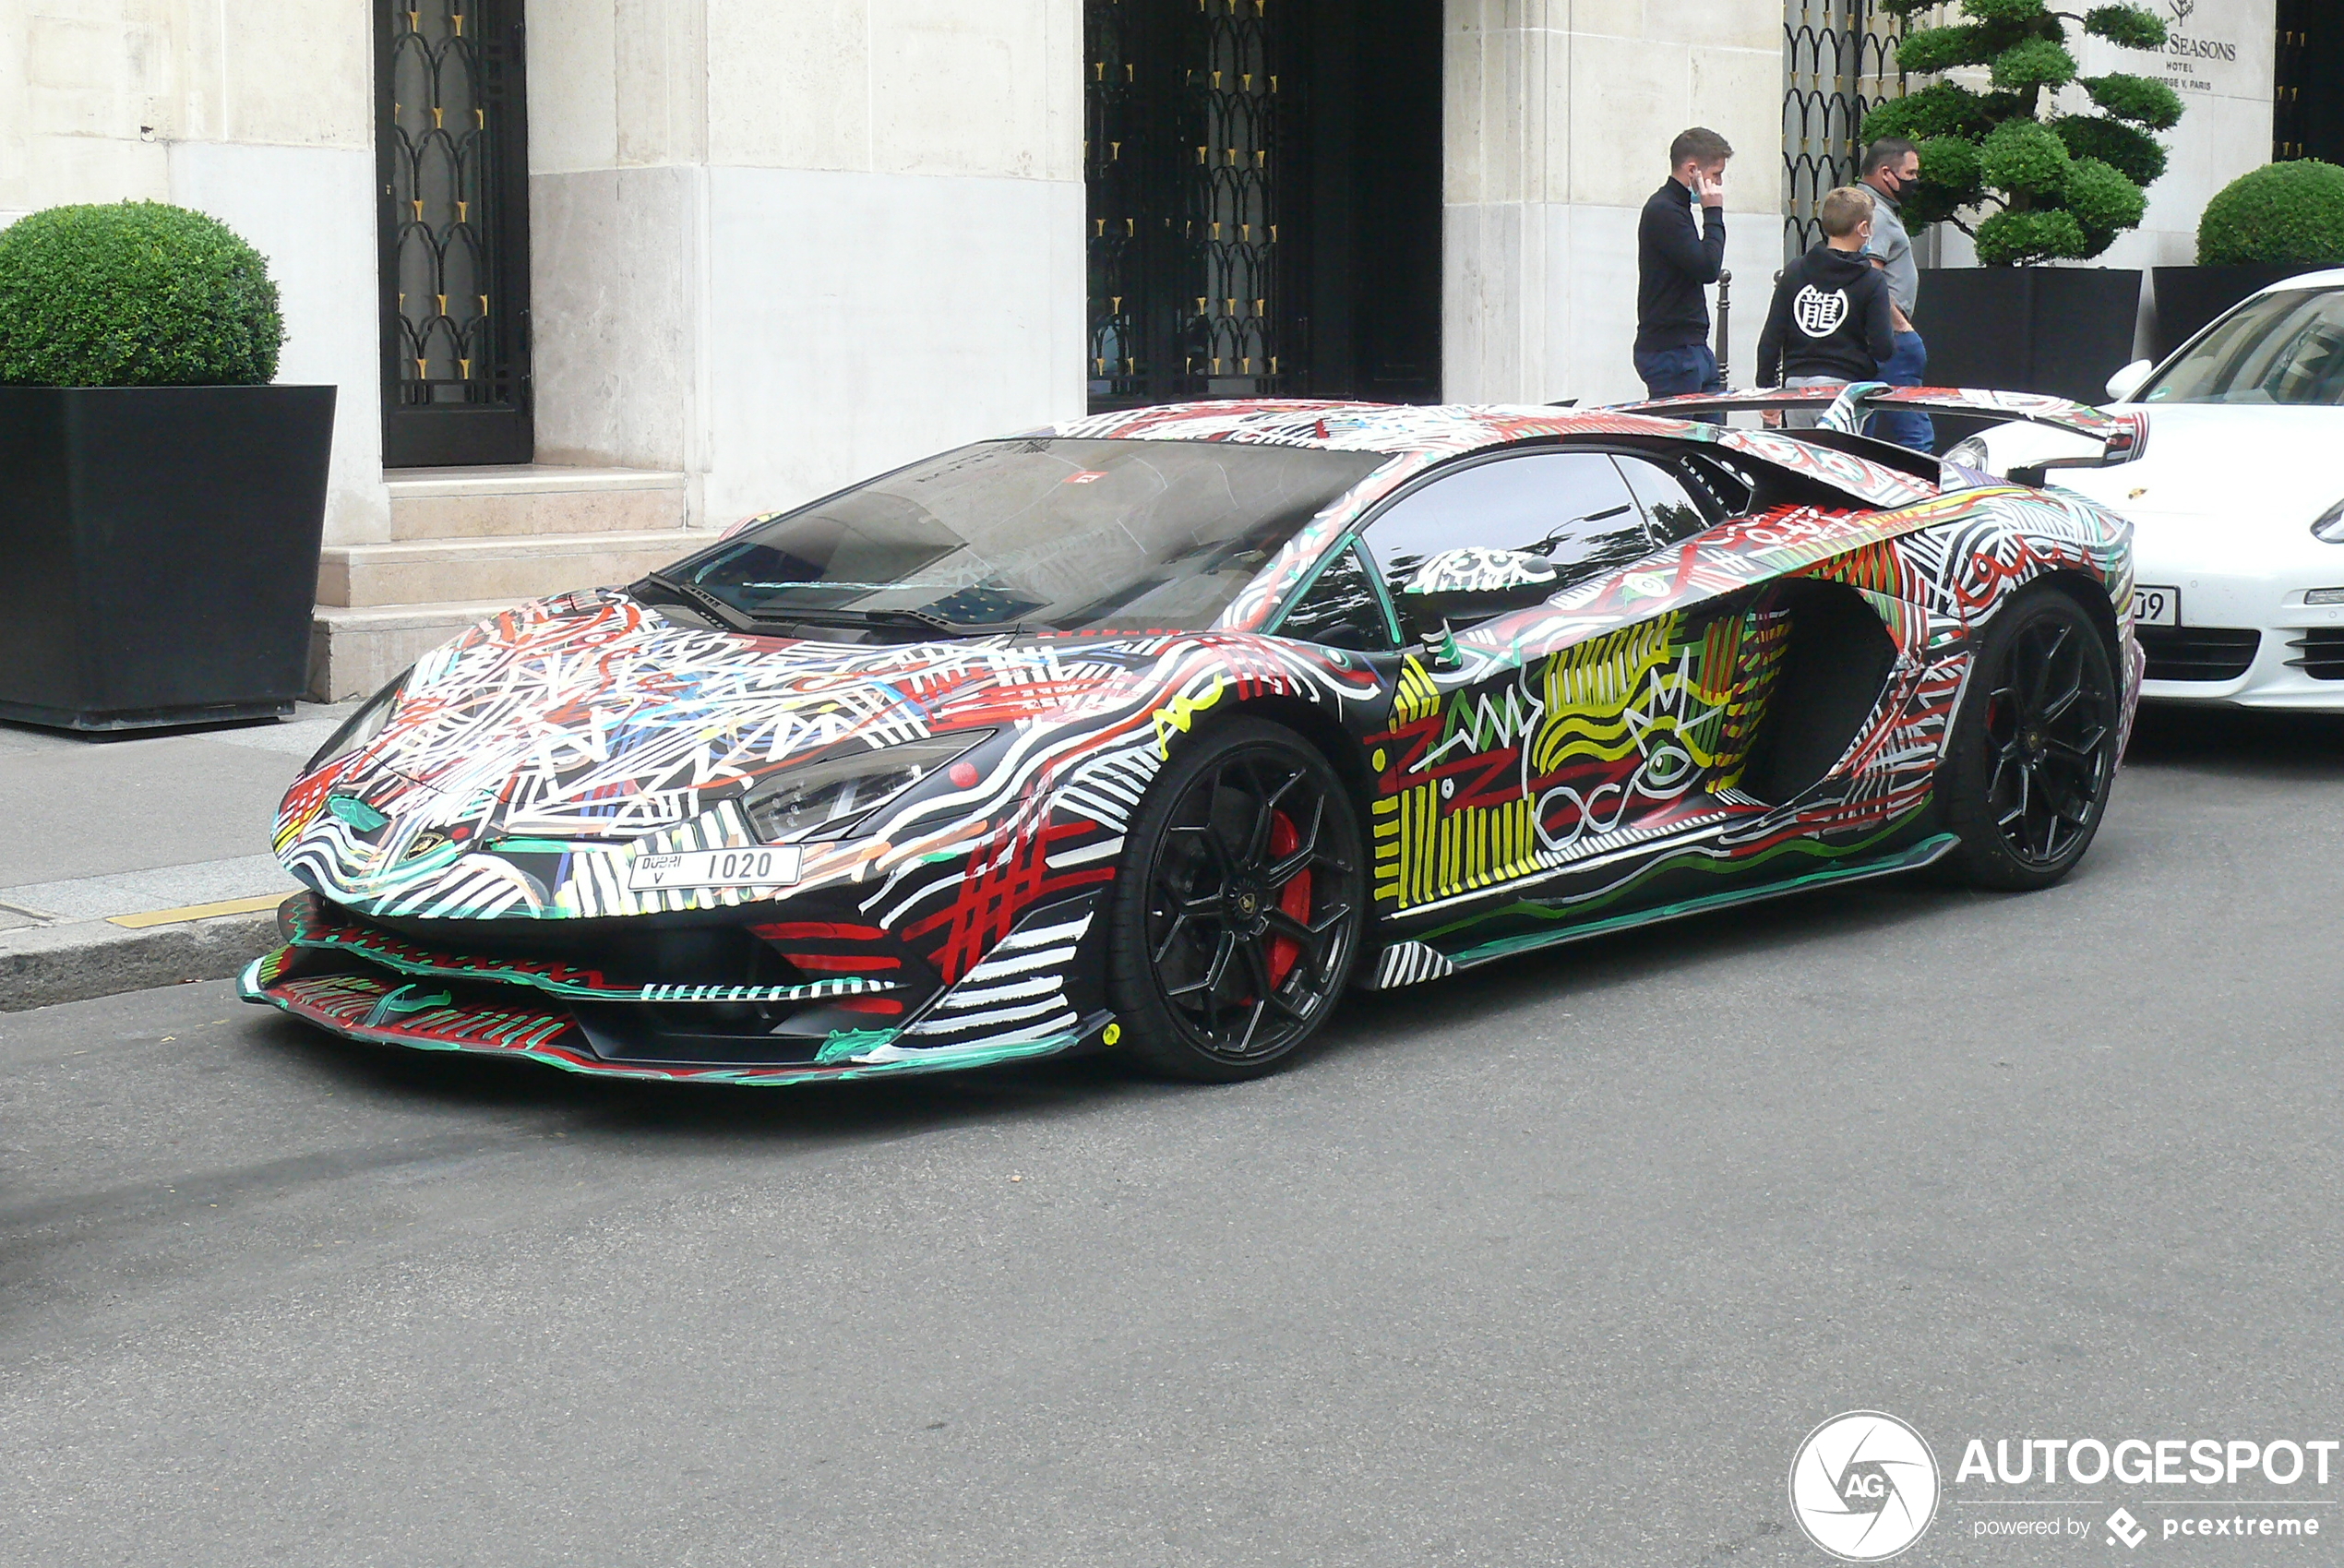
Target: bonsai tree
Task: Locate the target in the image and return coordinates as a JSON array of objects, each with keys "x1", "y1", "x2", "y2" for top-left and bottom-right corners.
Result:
[
  {"x1": 0, "y1": 200, "x2": 282, "y2": 386},
  {"x1": 2198, "y1": 161, "x2": 2344, "y2": 266},
  {"x1": 1859, "y1": 0, "x2": 2183, "y2": 265}
]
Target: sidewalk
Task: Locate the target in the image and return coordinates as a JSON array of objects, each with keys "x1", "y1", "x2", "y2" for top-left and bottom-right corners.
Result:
[{"x1": 0, "y1": 702, "x2": 354, "y2": 1010}]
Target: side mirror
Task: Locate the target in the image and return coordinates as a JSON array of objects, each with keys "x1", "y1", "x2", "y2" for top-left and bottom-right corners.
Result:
[
  {"x1": 2105, "y1": 358, "x2": 2153, "y2": 404},
  {"x1": 1398, "y1": 547, "x2": 1559, "y2": 667}
]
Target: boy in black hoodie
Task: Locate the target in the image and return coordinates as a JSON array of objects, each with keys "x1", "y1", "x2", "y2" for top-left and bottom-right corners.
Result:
[{"x1": 1756, "y1": 186, "x2": 1896, "y2": 422}]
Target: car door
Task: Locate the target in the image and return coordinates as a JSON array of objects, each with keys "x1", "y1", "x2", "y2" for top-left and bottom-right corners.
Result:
[
  {"x1": 1351, "y1": 446, "x2": 1788, "y2": 912},
  {"x1": 1350, "y1": 449, "x2": 1658, "y2": 908},
  {"x1": 1602, "y1": 447, "x2": 1788, "y2": 802}
]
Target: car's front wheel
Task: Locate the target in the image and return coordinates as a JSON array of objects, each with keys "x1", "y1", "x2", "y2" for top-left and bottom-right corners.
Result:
[
  {"x1": 1939, "y1": 585, "x2": 2120, "y2": 890},
  {"x1": 1107, "y1": 719, "x2": 1366, "y2": 1081}
]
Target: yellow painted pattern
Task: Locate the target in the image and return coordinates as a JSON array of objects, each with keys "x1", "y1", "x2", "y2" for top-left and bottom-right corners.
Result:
[
  {"x1": 1369, "y1": 656, "x2": 1441, "y2": 904},
  {"x1": 1392, "y1": 654, "x2": 1441, "y2": 724},
  {"x1": 1715, "y1": 607, "x2": 1790, "y2": 791},
  {"x1": 1528, "y1": 617, "x2": 1687, "y2": 775},
  {"x1": 1376, "y1": 606, "x2": 1788, "y2": 911},
  {"x1": 1150, "y1": 673, "x2": 1228, "y2": 758}
]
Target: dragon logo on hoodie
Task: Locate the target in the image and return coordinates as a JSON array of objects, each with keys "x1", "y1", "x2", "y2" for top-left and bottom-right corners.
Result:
[{"x1": 1793, "y1": 284, "x2": 1851, "y2": 338}]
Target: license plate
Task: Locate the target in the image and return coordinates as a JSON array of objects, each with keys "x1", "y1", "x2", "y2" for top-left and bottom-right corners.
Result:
[
  {"x1": 2132, "y1": 585, "x2": 2180, "y2": 627},
  {"x1": 628, "y1": 845, "x2": 803, "y2": 892}
]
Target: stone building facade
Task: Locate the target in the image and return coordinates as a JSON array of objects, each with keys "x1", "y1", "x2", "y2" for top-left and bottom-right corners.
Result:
[{"x1": 0, "y1": 1, "x2": 2289, "y2": 695}]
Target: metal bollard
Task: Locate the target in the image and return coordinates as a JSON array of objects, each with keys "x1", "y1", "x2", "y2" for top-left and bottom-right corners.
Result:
[{"x1": 1715, "y1": 269, "x2": 1733, "y2": 387}]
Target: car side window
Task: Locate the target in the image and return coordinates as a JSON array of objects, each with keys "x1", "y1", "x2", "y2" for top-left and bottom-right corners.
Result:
[
  {"x1": 1615, "y1": 454, "x2": 1716, "y2": 543},
  {"x1": 1363, "y1": 450, "x2": 1655, "y2": 594},
  {"x1": 1678, "y1": 450, "x2": 1757, "y2": 519},
  {"x1": 1274, "y1": 539, "x2": 1397, "y2": 652}
]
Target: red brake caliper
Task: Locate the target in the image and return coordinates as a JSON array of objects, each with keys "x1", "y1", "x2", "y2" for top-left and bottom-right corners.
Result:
[{"x1": 1266, "y1": 811, "x2": 1311, "y2": 988}]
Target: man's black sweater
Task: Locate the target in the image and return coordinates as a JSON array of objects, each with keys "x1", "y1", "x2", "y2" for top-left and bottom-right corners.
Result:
[
  {"x1": 1635, "y1": 179, "x2": 1726, "y2": 353},
  {"x1": 1755, "y1": 244, "x2": 1896, "y2": 385}
]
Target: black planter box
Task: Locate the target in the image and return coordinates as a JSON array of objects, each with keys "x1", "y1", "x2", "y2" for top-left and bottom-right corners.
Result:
[
  {"x1": 2148, "y1": 265, "x2": 2324, "y2": 362},
  {"x1": 0, "y1": 384, "x2": 335, "y2": 730},
  {"x1": 1910, "y1": 267, "x2": 2142, "y2": 406}
]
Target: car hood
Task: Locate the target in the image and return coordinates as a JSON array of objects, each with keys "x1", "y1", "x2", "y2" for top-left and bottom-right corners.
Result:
[
  {"x1": 274, "y1": 592, "x2": 1374, "y2": 920},
  {"x1": 294, "y1": 592, "x2": 1197, "y2": 841},
  {"x1": 2053, "y1": 404, "x2": 2344, "y2": 528}
]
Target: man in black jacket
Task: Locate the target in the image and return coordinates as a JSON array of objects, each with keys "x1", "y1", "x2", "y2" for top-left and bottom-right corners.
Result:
[
  {"x1": 1756, "y1": 186, "x2": 1896, "y2": 425},
  {"x1": 1633, "y1": 126, "x2": 1733, "y2": 399}
]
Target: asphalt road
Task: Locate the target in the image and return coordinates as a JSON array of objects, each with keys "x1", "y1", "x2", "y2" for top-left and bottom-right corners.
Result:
[{"x1": 4, "y1": 706, "x2": 2341, "y2": 1568}]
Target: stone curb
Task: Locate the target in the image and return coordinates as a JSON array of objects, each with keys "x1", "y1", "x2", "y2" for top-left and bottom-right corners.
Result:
[{"x1": 0, "y1": 911, "x2": 283, "y2": 1013}]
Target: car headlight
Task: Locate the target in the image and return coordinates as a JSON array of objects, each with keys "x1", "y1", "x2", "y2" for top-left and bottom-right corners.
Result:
[
  {"x1": 2314, "y1": 499, "x2": 2344, "y2": 544},
  {"x1": 741, "y1": 731, "x2": 994, "y2": 844},
  {"x1": 304, "y1": 666, "x2": 413, "y2": 774},
  {"x1": 1942, "y1": 435, "x2": 1991, "y2": 472}
]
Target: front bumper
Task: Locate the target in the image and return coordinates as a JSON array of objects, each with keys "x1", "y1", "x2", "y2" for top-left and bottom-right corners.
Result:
[
  {"x1": 240, "y1": 892, "x2": 1109, "y2": 1085},
  {"x1": 2132, "y1": 567, "x2": 2344, "y2": 711}
]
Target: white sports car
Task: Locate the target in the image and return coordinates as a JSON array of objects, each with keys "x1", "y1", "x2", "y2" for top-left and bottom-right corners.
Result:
[{"x1": 1951, "y1": 269, "x2": 2344, "y2": 710}]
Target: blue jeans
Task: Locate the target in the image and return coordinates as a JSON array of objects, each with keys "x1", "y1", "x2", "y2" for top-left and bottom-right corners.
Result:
[
  {"x1": 1864, "y1": 329, "x2": 1935, "y2": 451},
  {"x1": 1633, "y1": 342, "x2": 1725, "y2": 400}
]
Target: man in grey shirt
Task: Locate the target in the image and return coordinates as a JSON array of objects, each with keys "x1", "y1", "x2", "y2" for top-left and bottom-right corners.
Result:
[{"x1": 1860, "y1": 138, "x2": 1932, "y2": 451}]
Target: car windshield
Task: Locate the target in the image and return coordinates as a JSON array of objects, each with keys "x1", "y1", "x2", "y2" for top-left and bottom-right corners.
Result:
[
  {"x1": 668, "y1": 437, "x2": 1387, "y2": 634},
  {"x1": 2140, "y1": 286, "x2": 2344, "y2": 407}
]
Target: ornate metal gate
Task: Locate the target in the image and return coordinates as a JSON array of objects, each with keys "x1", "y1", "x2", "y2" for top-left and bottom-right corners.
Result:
[
  {"x1": 377, "y1": 0, "x2": 532, "y2": 467},
  {"x1": 1085, "y1": 0, "x2": 1308, "y2": 412},
  {"x1": 1782, "y1": 0, "x2": 1903, "y2": 261},
  {"x1": 2275, "y1": 0, "x2": 2343, "y2": 164}
]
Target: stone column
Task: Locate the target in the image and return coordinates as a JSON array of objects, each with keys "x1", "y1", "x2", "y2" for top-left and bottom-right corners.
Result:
[
  {"x1": 530, "y1": 0, "x2": 1088, "y2": 525},
  {"x1": 0, "y1": 0, "x2": 388, "y2": 544},
  {"x1": 1443, "y1": 0, "x2": 1786, "y2": 406}
]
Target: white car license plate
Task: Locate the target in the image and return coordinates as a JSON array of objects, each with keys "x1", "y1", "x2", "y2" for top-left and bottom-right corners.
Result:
[
  {"x1": 628, "y1": 846, "x2": 802, "y2": 892},
  {"x1": 2132, "y1": 585, "x2": 2180, "y2": 627}
]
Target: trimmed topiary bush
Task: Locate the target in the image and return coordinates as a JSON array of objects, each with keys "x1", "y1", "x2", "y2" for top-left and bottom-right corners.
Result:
[
  {"x1": 2197, "y1": 161, "x2": 2344, "y2": 267},
  {"x1": 1862, "y1": 0, "x2": 2179, "y2": 265},
  {"x1": 0, "y1": 201, "x2": 283, "y2": 387}
]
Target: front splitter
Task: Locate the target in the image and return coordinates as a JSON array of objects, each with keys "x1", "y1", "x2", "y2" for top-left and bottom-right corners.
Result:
[{"x1": 238, "y1": 948, "x2": 1097, "y2": 1086}]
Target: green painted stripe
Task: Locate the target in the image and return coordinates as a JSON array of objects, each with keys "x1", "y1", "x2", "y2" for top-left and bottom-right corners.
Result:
[
  {"x1": 1437, "y1": 832, "x2": 1958, "y2": 969},
  {"x1": 814, "y1": 1026, "x2": 902, "y2": 1065},
  {"x1": 1421, "y1": 806, "x2": 1934, "y2": 942},
  {"x1": 325, "y1": 795, "x2": 389, "y2": 832}
]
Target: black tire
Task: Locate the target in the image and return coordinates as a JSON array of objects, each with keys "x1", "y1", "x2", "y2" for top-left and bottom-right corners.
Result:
[
  {"x1": 1106, "y1": 718, "x2": 1367, "y2": 1082},
  {"x1": 1938, "y1": 585, "x2": 2120, "y2": 890}
]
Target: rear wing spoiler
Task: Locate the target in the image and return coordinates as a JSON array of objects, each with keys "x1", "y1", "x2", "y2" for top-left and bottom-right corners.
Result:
[{"x1": 1618, "y1": 383, "x2": 2147, "y2": 472}]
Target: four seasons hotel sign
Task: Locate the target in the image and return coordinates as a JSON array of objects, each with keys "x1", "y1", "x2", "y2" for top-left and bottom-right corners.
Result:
[
  {"x1": 2056, "y1": 0, "x2": 2276, "y2": 261},
  {"x1": 2158, "y1": 0, "x2": 2249, "y2": 96}
]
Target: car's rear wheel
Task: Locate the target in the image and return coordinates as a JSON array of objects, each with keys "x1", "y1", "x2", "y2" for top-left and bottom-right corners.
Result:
[
  {"x1": 1939, "y1": 586, "x2": 2119, "y2": 890},
  {"x1": 1107, "y1": 719, "x2": 1366, "y2": 1081}
]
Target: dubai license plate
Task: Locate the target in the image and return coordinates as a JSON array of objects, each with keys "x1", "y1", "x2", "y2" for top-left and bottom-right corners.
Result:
[
  {"x1": 628, "y1": 845, "x2": 803, "y2": 892},
  {"x1": 2132, "y1": 585, "x2": 2181, "y2": 627}
]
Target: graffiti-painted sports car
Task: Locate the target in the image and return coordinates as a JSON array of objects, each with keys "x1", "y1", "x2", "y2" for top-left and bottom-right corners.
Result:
[{"x1": 245, "y1": 390, "x2": 2143, "y2": 1084}]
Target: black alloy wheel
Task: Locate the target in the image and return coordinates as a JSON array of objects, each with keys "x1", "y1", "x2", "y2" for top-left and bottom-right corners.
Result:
[
  {"x1": 1107, "y1": 719, "x2": 1366, "y2": 1081},
  {"x1": 1940, "y1": 586, "x2": 2120, "y2": 890}
]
